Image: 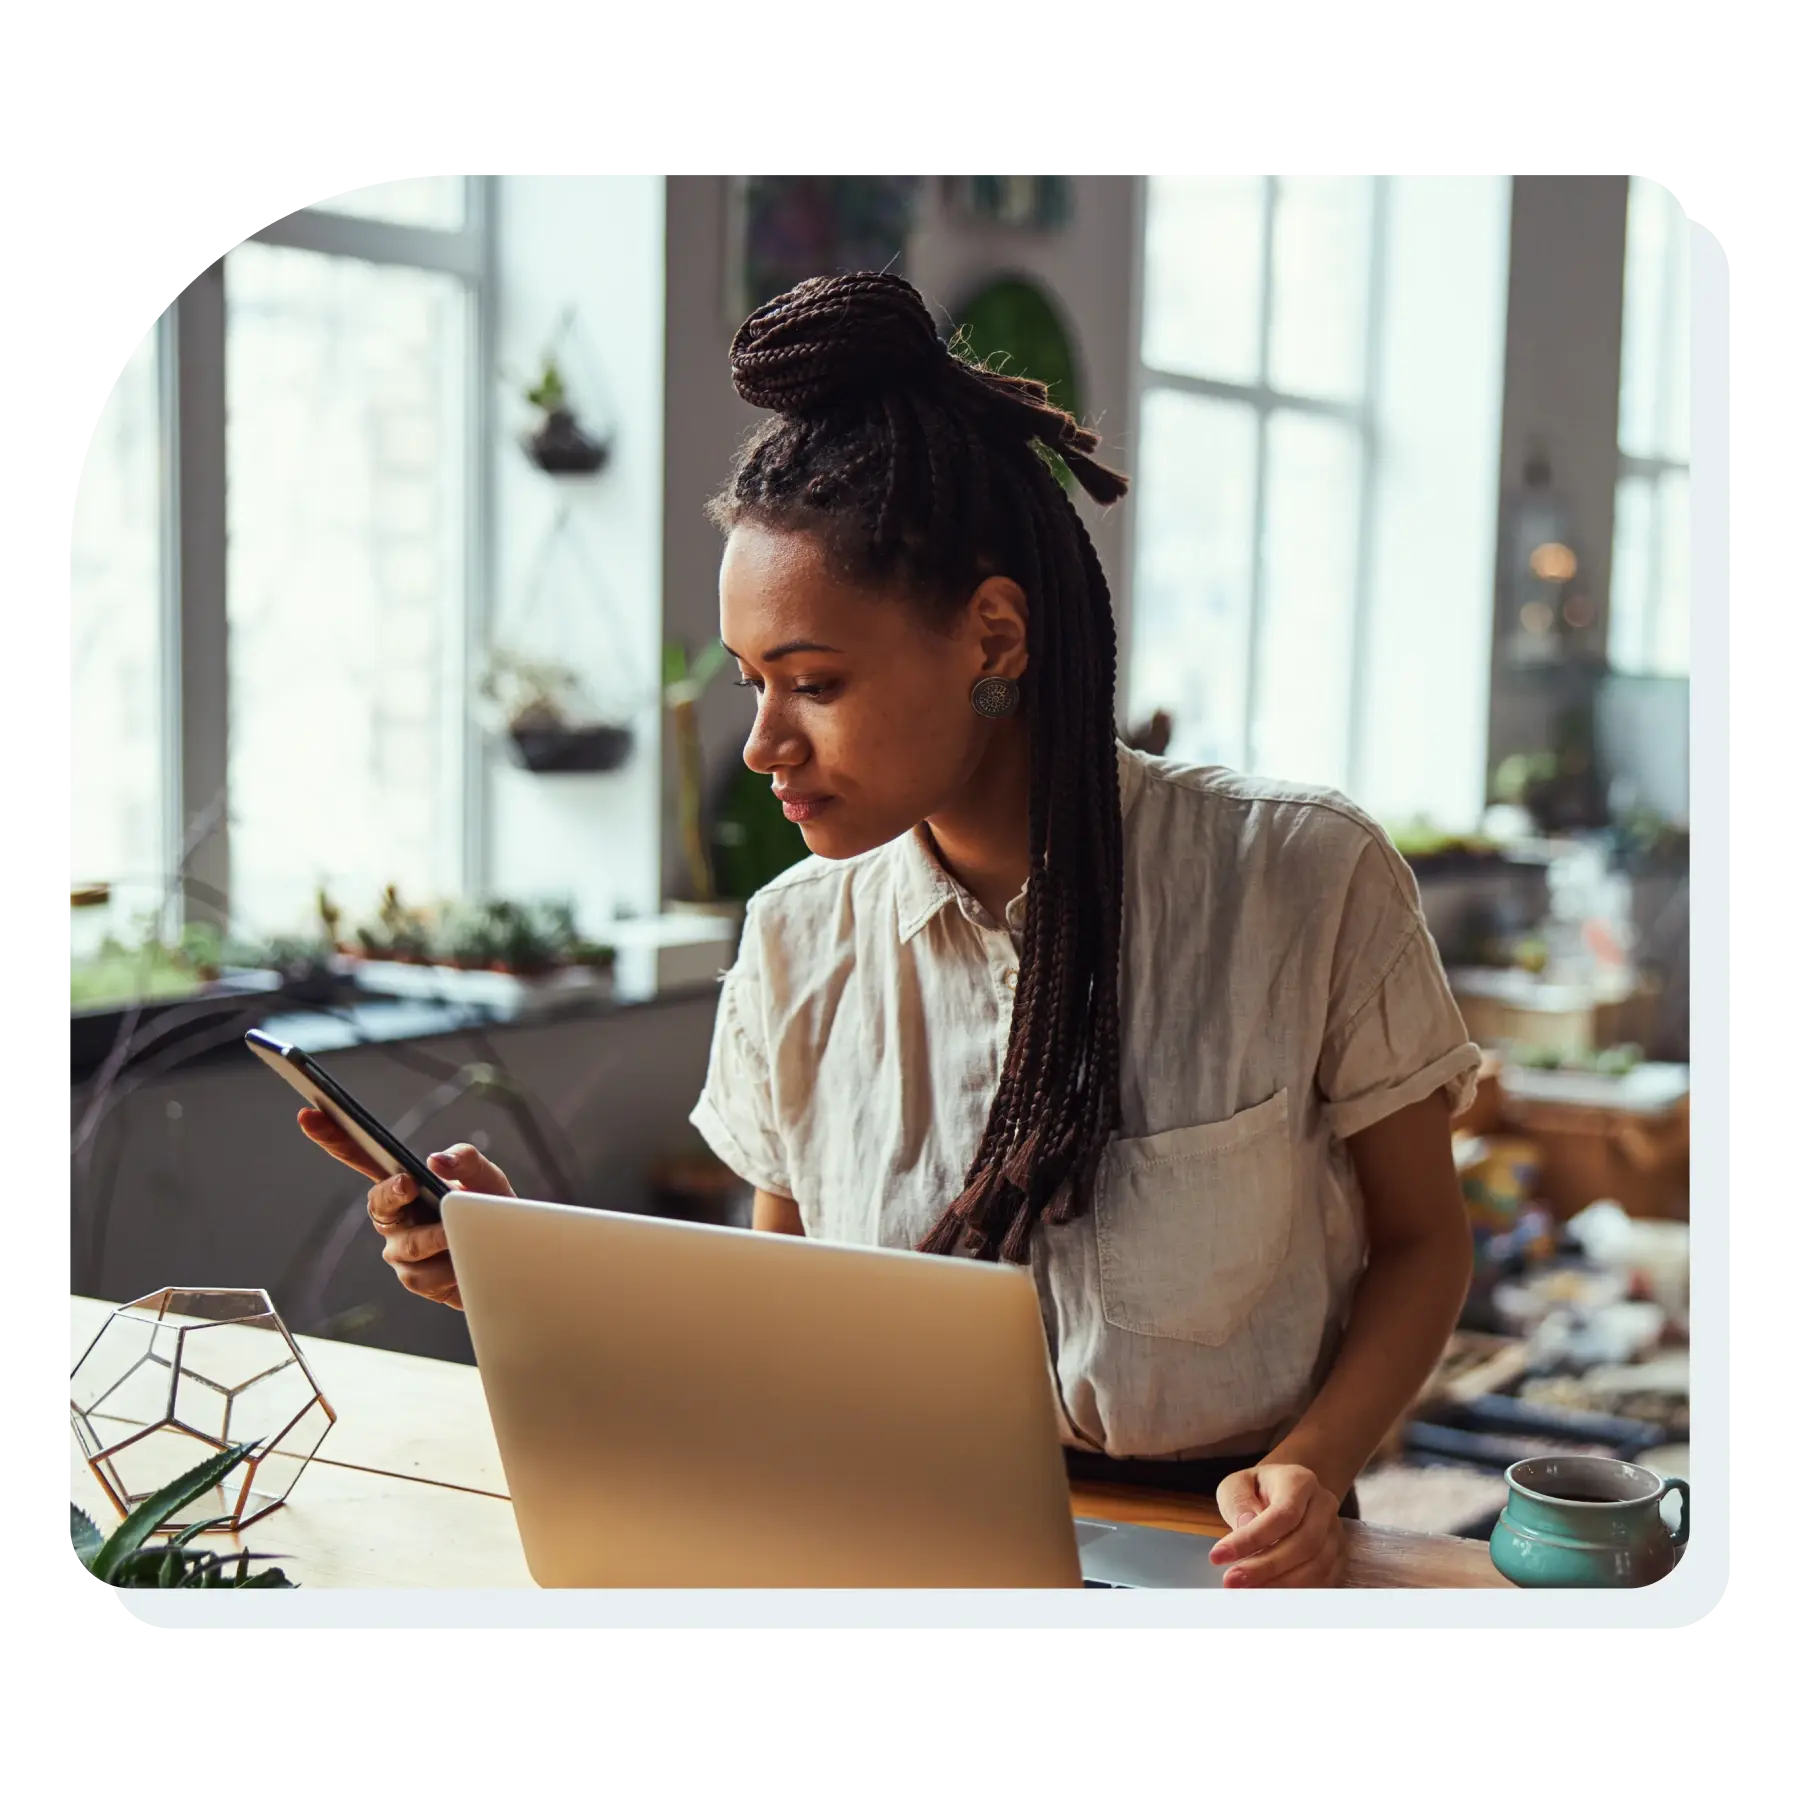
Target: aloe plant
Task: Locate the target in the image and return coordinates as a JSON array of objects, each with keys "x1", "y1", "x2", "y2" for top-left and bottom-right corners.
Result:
[{"x1": 71, "y1": 1441, "x2": 296, "y2": 1588}]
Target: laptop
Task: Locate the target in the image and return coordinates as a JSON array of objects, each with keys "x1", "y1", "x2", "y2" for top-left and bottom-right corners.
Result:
[{"x1": 441, "y1": 1190, "x2": 1227, "y2": 1588}]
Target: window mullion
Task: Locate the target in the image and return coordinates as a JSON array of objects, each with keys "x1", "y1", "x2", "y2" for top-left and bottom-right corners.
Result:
[
  {"x1": 1344, "y1": 176, "x2": 1389, "y2": 802},
  {"x1": 170, "y1": 261, "x2": 231, "y2": 929},
  {"x1": 1243, "y1": 178, "x2": 1278, "y2": 773},
  {"x1": 461, "y1": 175, "x2": 497, "y2": 897}
]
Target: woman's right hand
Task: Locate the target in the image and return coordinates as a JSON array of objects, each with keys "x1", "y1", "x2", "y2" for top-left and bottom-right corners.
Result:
[{"x1": 296, "y1": 1108, "x2": 517, "y2": 1311}]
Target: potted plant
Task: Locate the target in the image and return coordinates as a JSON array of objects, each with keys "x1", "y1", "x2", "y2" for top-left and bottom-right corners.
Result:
[
  {"x1": 346, "y1": 892, "x2": 614, "y2": 1012},
  {"x1": 72, "y1": 1441, "x2": 296, "y2": 1588},
  {"x1": 707, "y1": 758, "x2": 810, "y2": 905},
  {"x1": 521, "y1": 354, "x2": 611, "y2": 475},
  {"x1": 479, "y1": 645, "x2": 634, "y2": 775}
]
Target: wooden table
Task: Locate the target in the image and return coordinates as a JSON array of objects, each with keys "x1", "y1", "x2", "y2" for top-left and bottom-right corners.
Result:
[{"x1": 69, "y1": 1297, "x2": 1510, "y2": 1589}]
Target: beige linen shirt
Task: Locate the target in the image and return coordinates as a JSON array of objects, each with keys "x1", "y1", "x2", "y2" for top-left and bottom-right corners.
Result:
[{"x1": 691, "y1": 745, "x2": 1481, "y2": 1459}]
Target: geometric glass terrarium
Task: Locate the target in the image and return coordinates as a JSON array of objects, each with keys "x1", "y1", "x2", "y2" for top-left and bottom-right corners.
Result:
[{"x1": 71, "y1": 1288, "x2": 337, "y2": 1533}]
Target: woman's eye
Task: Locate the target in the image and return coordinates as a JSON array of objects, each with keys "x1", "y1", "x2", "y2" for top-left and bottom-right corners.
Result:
[{"x1": 733, "y1": 677, "x2": 762, "y2": 693}]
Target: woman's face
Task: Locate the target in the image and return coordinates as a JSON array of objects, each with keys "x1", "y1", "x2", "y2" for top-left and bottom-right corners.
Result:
[{"x1": 719, "y1": 524, "x2": 1026, "y2": 860}]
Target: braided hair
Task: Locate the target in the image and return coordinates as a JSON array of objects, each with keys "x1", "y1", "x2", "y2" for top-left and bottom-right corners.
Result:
[{"x1": 709, "y1": 271, "x2": 1130, "y2": 1265}]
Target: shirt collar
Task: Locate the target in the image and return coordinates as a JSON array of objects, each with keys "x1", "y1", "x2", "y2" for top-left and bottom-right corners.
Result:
[{"x1": 895, "y1": 741, "x2": 1147, "y2": 944}]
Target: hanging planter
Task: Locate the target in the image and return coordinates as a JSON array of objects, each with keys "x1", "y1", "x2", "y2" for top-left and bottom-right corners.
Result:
[
  {"x1": 507, "y1": 719, "x2": 635, "y2": 774},
  {"x1": 517, "y1": 312, "x2": 615, "y2": 475},
  {"x1": 478, "y1": 486, "x2": 654, "y2": 778},
  {"x1": 523, "y1": 408, "x2": 611, "y2": 476},
  {"x1": 479, "y1": 651, "x2": 637, "y2": 776}
]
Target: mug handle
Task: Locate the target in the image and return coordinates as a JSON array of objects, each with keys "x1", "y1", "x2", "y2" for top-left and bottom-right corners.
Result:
[{"x1": 1659, "y1": 1475, "x2": 1690, "y2": 1548}]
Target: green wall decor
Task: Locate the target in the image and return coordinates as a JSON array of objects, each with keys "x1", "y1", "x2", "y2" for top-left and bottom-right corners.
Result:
[{"x1": 952, "y1": 275, "x2": 1084, "y2": 490}]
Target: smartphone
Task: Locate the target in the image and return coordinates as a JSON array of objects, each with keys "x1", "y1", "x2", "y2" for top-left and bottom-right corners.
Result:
[{"x1": 245, "y1": 1028, "x2": 452, "y2": 1214}]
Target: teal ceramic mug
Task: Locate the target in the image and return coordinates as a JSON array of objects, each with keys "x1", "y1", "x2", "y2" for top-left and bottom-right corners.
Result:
[{"x1": 1490, "y1": 1454, "x2": 1690, "y2": 1588}]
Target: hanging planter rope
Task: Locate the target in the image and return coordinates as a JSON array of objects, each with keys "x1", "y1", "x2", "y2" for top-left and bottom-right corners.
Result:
[{"x1": 481, "y1": 499, "x2": 657, "y2": 776}]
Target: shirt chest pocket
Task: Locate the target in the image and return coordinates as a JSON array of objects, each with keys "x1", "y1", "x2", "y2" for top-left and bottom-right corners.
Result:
[{"x1": 1094, "y1": 1089, "x2": 1295, "y2": 1347}]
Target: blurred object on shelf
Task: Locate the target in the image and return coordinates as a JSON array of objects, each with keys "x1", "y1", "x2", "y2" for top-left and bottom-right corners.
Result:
[
  {"x1": 1562, "y1": 1200, "x2": 1689, "y2": 1330},
  {"x1": 1500, "y1": 1055, "x2": 1684, "y2": 1109},
  {"x1": 1449, "y1": 967, "x2": 1659, "y2": 1061},
  {"x1": 1480, "y1": 803, "x2": 1537, "y2": 843},
  {"x1": 1499, "y1": 448, "x2": 1596, "y2": 671},
  {"x1": 1519, "y1": 1349, "x2": 1688, "y2": 1438},
  {"x1": 1498, "y1": 1071, "x2": 1688, "y2": 1222},
  {"x1": 1493, "y1": 1267, "x2": 1667, "y2": 1369},
  {"x1": 609, "y1": 911, "x2": 740, "y2": 1001},
  {"x1": 1454, "y1": 1135, "x2": 1558, "y2": 1285},
  {"x1": 1386, "y1": 819, "x2": 1504, "y2": 873},
  {"x1": 1541, "y1": 839, "x2": 1634, "y2": 984},
  {"x1": 1123, "y1": 710, "x2": 1173, "y2": 757}
]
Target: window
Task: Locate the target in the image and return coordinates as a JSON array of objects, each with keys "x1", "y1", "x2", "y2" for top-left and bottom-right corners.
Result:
[
  {"x1": 1127, "y1": 177, "x2": 1511, "y2": 831},
  {"x1": 69, "y1": 179, "x2": 489, "y2": 941},
  {"x1": 71, "y1": 322, "x2": 168, "y2": 904},
  {"x1": 1129, "y1": 177, "x2": 1378, "y2": 793},
  {"x1": 225, "y1": 241, "x2": 469, "y2": 932},
  {"x1": 1610, "y1": 178, "x2": 1690, "y2": 676}
]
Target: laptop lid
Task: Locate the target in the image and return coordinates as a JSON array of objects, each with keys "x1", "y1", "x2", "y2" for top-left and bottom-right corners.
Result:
[{"x1": 441, "y1": 1191, "x2": 1084, "y2": 1588}]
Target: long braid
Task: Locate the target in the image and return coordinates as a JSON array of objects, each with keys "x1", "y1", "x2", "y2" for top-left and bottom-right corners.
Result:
[{"x1": 710, "y1": 272, "x2": 1129, "y2": 1265}]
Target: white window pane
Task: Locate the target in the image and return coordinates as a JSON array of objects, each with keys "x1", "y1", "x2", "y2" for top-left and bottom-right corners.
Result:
[
  {"x1": 72, "y1": 324, "x2": 164, "y2": 894},
  {"x1": 1141, "y1": 177, "x2": 1266, "y2": 386},
  {"x1": 311, "y1": 176, "x2": 466, "y2": 230},
  {"x1": 1127, "y1": 389, "x2": 1259, "y2": 767},
  {"x1": 1654, "y1": 470, "x2": 1690, "y2": 676},
  {"x1": 1267, "y1": 177, "x2": 1372, "y2": 403},
  {"x1": 1252, "y1": 412, "x2": 1361, "y2": 789},
  {"x1": 1618, "y1": 178, "x2": 1688, "y2": 462},
  {"x1": 1609, "y1": 474, "x2": 1656, "y2": 673},
  {"x1": 226, "y1": 243, "x2": 466, "y2": 935},
  {"x1": 1663, "y1": 207, "x2": 1691, "y2": 464}
]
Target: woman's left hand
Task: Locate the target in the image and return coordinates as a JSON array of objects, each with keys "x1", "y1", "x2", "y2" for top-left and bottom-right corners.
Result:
[{"x1": 1208, "y1": 1464, "x2": 1348, "y2": 1588}]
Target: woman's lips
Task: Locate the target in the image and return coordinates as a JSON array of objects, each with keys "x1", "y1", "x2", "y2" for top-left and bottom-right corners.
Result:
[{"x1": 776, "y1": 791, "x2": 836, "y2": 824}]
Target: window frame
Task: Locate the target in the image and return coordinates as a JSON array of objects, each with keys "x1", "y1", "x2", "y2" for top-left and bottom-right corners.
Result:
[
  {"x1": 160, "y1": 178, "x2": 495, "y2": 927},
  {"x1": 1125, "y1": 175, "x2": 1390, "y2": 796},
  {"x1": 1609, "y1": 178, "x2": 1691, "y2": 677}
]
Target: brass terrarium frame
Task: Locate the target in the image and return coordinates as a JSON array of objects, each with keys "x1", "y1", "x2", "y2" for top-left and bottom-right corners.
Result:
[{"x1": 71, "y1": 1288, "x2": 338, "y2": 1533}]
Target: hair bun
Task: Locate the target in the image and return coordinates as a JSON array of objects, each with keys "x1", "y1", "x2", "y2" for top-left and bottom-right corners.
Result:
[{"x1": 730, "y1": 271, "x2": 946, "y2": 417}]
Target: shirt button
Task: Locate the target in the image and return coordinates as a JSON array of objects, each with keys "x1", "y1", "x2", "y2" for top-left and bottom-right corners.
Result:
[{"x1": 1002, "y1": 968, "x2": 1018, "y2": 991}]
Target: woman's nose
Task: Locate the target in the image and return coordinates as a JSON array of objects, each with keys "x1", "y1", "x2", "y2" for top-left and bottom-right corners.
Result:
[{"x1": 742, "y1": 704, "x2": 805, "y2": 775}]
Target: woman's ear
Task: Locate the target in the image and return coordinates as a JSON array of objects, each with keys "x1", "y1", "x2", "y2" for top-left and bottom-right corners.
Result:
[{"x1": 968, "y1": 575, "x2": 1030, "y2": 680}]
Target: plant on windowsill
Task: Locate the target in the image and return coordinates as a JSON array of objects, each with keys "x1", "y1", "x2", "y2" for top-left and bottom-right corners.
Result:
[
  {"x1": 479, "y1": 645, "x2": 635, "y2": 775},
  {"x1": 342, "y1": 890, "x2": 614, "y2": 1011}
]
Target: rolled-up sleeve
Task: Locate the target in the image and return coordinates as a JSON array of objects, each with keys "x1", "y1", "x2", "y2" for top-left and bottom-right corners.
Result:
[
  {"x1": 1316, "y1": 832, "x2": 1482, "y2": 1142},
  {"x1": 689, "y1": 929, "x2": 794, "y2": 1198}
]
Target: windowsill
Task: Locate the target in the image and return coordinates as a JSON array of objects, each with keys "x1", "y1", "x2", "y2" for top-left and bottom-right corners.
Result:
[{"x1": 70, "y1": 978, "x2": 717, "y2": 1087}]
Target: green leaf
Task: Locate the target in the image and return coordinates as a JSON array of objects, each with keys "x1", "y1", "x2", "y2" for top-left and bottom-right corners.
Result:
[
  {"x1": 70, "y1": 1504, "x2": 103, "y2": 1569},
  {"x1": 690, "y1": 638, "x2": 731, "y2": 689},
  {"x1": 108, "y1": 1545, "x2": 196, "y2": 1587},
  {"x1": 235, "y1": 1566, "x2": 298, "y2": 1588},
  {"x1": 89, "y1": 1441, "x2": 258, "y2": 1583},
  {"x1": 169, "y1": 1516, "x2": 235, "y2": 1550},
  {"x1": 662, "y1": 640, "x2": 689, "y2": 690}
]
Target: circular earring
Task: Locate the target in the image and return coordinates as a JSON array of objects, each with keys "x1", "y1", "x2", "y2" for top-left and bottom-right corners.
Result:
[{"x1": 970, "y1": 675, "x2": 1022, "y2": 719}]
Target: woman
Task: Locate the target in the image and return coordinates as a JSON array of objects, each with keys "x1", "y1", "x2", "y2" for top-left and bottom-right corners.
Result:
[{"x1": 301, "y1": 271, "x2": 1479, "y2": 1588}]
